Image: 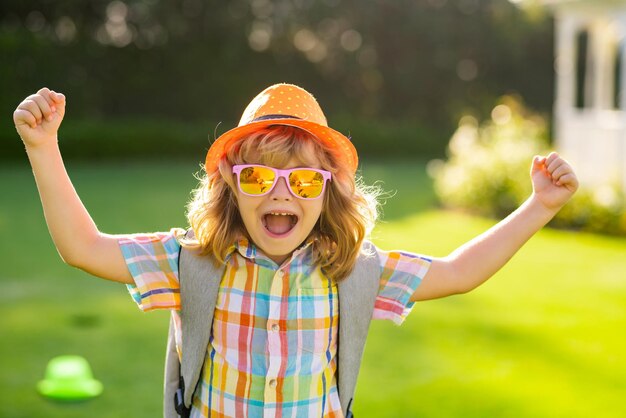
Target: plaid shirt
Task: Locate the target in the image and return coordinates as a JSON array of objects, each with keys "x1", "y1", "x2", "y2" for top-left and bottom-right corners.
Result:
[{"x1": 120, "y1": 228, "x2": 431, "y2": 418}]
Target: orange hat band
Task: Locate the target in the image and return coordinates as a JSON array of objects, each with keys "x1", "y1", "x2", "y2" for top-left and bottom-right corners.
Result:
[{"x1": 252, "y1": 114, "x2": 302, "y2": 122}]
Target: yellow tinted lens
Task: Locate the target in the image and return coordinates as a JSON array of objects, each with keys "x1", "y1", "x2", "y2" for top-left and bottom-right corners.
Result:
[
  {"x1": 289, "y1": 170, "x2": 324, "y2": 198},
  {"x1": 239, "y1": 166, "x2": 275, "y2": 195}
]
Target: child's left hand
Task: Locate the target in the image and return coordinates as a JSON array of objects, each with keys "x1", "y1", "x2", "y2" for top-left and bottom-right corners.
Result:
[{"x1": 531, "y1": 152, "x2": 579, "y2": 211}]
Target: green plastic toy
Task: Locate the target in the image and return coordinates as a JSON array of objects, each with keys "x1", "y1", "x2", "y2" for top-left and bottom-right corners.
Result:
[{"x1": 37, "y1": 355, "x2": 103, "y2": 401}]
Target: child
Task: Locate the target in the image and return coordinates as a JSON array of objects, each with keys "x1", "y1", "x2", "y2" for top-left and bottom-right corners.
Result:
[{"x1": 13, "y1": 84, "x2": 578, "y2": 418}]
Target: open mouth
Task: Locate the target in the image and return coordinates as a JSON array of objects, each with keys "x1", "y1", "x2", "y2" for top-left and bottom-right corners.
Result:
[{"x1": 262, "y1": 211, "x2": 299, "y2": 237}]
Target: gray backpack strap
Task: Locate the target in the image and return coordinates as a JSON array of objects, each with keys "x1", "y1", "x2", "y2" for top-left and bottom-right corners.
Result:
[
  {"x1": 337, "y1": 241, "x2": 381, "y2": 418},
  {"x1": 164, "y1": 314, "x2": 181, "y2": 418},
  {"x1": 164, "y1": 238, "x2": 225, "y2": 417},
  {"x1": 179, "y1": 246, "x2": 226, "y2": 408}
]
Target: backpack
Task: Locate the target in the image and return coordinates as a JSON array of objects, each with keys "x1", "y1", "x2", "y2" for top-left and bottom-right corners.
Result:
[{"x1": 164, "y1": 241, "x2": 381, "y2": 418}]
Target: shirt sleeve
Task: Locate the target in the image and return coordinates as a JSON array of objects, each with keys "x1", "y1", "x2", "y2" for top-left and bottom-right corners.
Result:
[
  {"x1": 118, "y1": 227, "x2": 185, "y2": 312},
  {"x1": 372, "y1": 243, "x2": 432, "y2": 325}
]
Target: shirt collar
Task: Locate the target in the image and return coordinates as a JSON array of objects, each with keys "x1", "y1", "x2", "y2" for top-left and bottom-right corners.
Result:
[{"x1": 225, "y1": 237, "x2": 316, "y2": 269}]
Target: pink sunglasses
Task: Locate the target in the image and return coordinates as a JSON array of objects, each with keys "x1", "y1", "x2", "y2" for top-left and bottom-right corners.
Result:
[{"x1": 232, "y1": 164, "x2": 332, "y2": 200}]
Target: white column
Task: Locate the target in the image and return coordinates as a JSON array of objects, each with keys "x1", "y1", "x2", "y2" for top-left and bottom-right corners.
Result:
[
  {"x1": 619, "y1": 17, "x2": 626, "y2": 193},
  {"x1": 554, "y1": 13, "x2": 578, "y2": 112},
  {"x1": 553, "y1": 12, "x2": 581, "y2": 162}
]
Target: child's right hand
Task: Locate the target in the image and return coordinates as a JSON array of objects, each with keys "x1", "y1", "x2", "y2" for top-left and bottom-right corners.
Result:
[{"x1": 13, "y1": 87, "x2": 66, "y2": 149}]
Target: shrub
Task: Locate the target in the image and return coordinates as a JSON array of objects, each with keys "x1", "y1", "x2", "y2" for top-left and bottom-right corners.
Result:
[
  {"x1": 552, "y1": 184, "x2": 626, "y2": 235},
  {"x1": 430, "y1": 96, "x2": 626, "y2": 236}
]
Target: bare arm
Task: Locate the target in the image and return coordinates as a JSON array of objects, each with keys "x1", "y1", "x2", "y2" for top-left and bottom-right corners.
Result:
[
  {"x1": 411, "y1": 153, "x2": 579, "y2": 302},
  {"x1": 14, "y1": 88, "x2": 133, "y2": 284}
]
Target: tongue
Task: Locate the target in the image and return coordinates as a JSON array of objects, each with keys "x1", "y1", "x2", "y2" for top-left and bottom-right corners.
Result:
[{"x1": 265, "y1": 215, "x2": 293, "y2": 235}]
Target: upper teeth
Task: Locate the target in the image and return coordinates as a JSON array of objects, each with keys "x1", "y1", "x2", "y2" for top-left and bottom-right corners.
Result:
[{"x1": 270, "y1": 212, "x2": 291, "y2": 216}]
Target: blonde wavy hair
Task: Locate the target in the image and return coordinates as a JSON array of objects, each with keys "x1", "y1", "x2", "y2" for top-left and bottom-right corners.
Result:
[{"x1": 185, "y1": 125, "x2": 380, "y2": 281}]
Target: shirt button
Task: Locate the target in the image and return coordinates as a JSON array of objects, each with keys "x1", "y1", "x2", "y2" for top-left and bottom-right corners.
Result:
[
  {"x1": 271, "y1": 323, "x2": 280, "y2": 332},
  {"x1": 269, "y1": 379, "x2": 277, "y2": 388},
  {"x1": 276, "y1": 270, "x2": 284, "y2": 278}
]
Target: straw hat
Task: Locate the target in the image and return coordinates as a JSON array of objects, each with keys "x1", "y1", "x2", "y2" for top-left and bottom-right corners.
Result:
[
  {"x1": 205, "y1": 83, "x2": 358, "y2": 174},
  {"x1": 37, "y1": 355, "x2": 103, "y2": 401}
]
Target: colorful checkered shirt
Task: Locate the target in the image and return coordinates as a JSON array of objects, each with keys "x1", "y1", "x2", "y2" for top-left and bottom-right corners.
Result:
[{"x1": 119, "y1": 228, "x2": 431, "y2": 418}]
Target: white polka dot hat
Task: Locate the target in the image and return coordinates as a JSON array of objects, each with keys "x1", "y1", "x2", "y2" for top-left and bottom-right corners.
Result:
[{"x1": 204, "y1": 83, "x2": 358, "y2": 174}]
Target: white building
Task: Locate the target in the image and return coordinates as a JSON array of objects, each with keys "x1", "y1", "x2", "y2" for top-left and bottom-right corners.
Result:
[{"x1": 543, "y1": 0, "x2": 626, "y2": 192}]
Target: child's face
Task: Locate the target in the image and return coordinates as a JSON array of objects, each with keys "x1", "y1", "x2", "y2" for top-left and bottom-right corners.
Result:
[{"x1": 235, "y1": 157, "x2": 325, "y2": 265}]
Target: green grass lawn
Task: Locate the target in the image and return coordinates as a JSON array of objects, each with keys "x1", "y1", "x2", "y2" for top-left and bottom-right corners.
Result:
[{"x1": 1, "y1": 159, "x2": 625, "y2": 418}]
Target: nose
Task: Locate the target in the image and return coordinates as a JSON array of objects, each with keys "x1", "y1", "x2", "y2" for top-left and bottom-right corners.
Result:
[{"x1": 270, "y1": 176, "x2": 293, "y2": 201}]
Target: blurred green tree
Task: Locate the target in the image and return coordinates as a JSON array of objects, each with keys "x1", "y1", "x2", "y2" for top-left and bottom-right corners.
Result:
[{"x1": 1, "y1": 0, "x2": 554, "y2": 159}]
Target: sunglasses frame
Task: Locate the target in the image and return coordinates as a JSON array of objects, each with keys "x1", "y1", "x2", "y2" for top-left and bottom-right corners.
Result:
[{"x1": 232, "y1": 164, "x2": 332, "y2": 200}]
